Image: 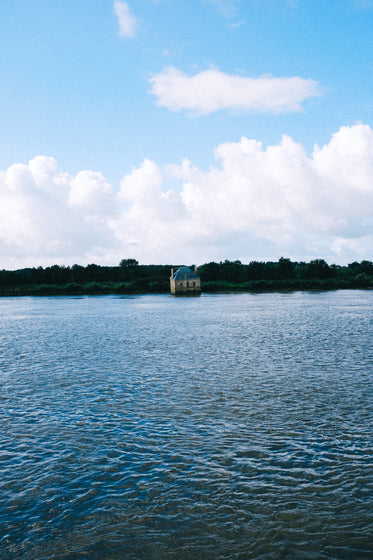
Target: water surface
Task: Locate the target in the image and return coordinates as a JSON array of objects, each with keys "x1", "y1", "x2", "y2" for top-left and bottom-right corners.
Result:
[{"x1": 0, "y1": 291, "x2": 372, "y2": 559}]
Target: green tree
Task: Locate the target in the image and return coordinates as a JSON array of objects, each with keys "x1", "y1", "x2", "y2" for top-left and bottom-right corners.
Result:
[
  {"x1": 246, "y1": 261, "x2": 266, "y2": 280},
  {"x1": 305, "y1": 259, "x2": 333, "y2": 279},
  {"x1": 119, "y1": 258, "x2": 139, "y2": 268},
  {"x1": 359, "y1": 260, "x2": 373, "y2": 275},
  {"x1": 198, "y1": 262, "x2": 220, "y2": 281},
  {"x1": 277, "y1": 257, "x2": 294, "y2": 279}
]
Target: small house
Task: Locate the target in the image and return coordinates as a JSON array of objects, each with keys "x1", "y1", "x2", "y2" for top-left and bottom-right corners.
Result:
[{"x1": 170, "y1": 266, "x2": 201, "y2": 295}]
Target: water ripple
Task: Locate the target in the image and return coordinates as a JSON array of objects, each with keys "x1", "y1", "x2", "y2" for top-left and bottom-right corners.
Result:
[{"x1": 0, "y1": 291, "x2": 372, "y2": 559}]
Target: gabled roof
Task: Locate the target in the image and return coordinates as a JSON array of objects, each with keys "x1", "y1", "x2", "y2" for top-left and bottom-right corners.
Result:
[{"x1": 173, "y1": 267, "x2": 199, "y2": 280}]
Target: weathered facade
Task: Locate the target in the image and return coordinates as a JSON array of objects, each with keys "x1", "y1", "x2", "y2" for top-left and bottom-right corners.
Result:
[{"x1": 170, "y1": 266, "x2": 201, "y2": 295}]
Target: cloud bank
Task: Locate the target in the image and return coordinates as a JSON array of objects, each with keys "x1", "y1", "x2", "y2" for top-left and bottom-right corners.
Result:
[
  {"x1": 113, "y1": 1, "x2": 138, "y2": 38},
  {"x1": 149, "y1": 67, "x2": 321, "y2": 115},
  {"x1": 1, "y1": 125, "x2": 373, "y2": 269}
]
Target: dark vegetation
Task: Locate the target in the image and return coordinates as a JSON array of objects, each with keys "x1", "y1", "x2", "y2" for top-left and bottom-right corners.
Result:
[{"x1": 0, "y1": 257, "x2": 372, "y2": 296}]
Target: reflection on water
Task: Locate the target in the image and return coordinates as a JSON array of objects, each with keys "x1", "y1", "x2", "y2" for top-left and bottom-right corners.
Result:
[{"x1": 0, "y1": 291, "x2": 372, "y2": 559}]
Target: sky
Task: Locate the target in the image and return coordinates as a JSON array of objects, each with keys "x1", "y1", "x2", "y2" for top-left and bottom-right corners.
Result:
[{"x1": 1, "y1": 0, "x2": 373, "y2": 269}]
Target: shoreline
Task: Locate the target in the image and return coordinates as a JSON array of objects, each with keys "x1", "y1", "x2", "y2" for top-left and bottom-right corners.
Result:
[{"x1": 0, "y1": 280, "x2": 372, "y2": 298}]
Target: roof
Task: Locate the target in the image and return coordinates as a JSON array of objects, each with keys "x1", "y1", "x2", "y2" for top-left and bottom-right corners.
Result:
[{"x1": 173, "y1": 267, "x2": 199, "y2": 280}]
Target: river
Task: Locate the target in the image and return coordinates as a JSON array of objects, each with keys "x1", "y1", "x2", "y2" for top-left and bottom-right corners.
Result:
[{"x1": 0, "y1": 291, "x2": 372, "y2": 559}]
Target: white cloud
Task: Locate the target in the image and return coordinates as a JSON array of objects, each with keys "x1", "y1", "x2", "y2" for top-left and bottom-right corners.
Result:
[
  {"x1": 113, "y1": 1, "x2": 138, "y2": 38},
  {"x1": 0, "y1": 156, "x2": 119, "y2": 268},
  {"x1": 207, "y1": 0, "x2": 239, "y2": 18},
  {"x1": 1, "y1": 125, "x2": 373, "y2": 269},
  {"x1": 149, "y1": 67, "x2": 321, "y2": 115}
]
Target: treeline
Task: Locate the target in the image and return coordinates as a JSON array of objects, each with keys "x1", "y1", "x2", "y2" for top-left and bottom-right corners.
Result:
[
  {"x1": 198, "y1": 258, "x2": 373, "y2": 292},
  {"x1": 0, "y1": 257, "x2": 372, "y2": 296},
  {"x1": 0, "y1": 259, "x2": 171, "y2": 296}
]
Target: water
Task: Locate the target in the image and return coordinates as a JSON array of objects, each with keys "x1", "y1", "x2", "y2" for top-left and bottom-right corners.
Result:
[{"x1": 0, "y1": 291, "x2": 372, "y2": 559}]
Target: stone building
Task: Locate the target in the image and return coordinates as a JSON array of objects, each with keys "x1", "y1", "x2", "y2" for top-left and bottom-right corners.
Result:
[{"x1": 170, "y1": 266, "x2": 201, "y2": 295}]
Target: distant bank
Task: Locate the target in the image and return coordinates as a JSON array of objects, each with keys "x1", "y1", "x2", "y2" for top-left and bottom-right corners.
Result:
[{"x1": 0, "y1": 258, "x2": 372, "y2": 296}]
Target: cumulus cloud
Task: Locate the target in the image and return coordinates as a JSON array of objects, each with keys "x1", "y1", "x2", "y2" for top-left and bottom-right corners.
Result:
[
  {"x1": 113, "y1": 1, "x2": 138, "y2": 38},
  {"x1": 1, "y1": 125, "x2": 373, "y2": 269},
  {"x1": 149, "y1": 67, "x2": 321, "y2": 115},
  {"x1": 0, "y1": 156, "x2": 119, "y2": 268}
]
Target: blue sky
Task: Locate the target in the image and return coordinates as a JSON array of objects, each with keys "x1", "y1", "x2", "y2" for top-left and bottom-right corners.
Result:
[{"x1": 1, "y1": 0, "x2": 373, "y2": 268}]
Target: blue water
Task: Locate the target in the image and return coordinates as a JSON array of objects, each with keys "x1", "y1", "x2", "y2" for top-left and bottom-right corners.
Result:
[{"x1": 0, "y1": 291, "x2": 372, "y2": 559}]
